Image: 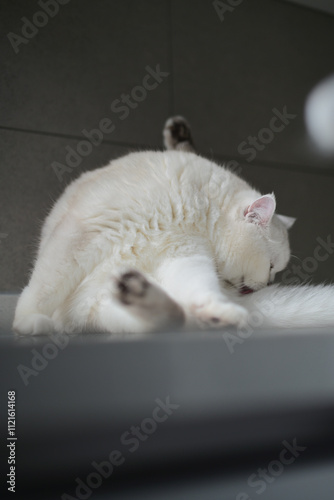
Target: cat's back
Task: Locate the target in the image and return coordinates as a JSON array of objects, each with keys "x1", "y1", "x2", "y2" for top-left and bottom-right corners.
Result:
[
  {"x1": 42, "y1": 150, "x2": 247, "y2": 245},
  {"x1": 57, "y1": 150, "x2": 221, "y2": 212}
]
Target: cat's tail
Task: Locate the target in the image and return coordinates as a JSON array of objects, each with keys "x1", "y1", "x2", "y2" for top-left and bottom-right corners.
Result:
[
  {"x1": 163, "y1": 116, "x2": 196, "y2": 153},
  {"x1": 236, "y1": 284, "x2": 334, "y2": 329}
]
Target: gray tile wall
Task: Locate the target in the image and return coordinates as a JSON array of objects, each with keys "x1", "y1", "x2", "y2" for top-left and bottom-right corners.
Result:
[{"x1": 1, "y1": 0, "x2": 334, "y2": 291}]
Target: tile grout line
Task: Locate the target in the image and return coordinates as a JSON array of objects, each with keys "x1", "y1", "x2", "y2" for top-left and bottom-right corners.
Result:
[
  {"x1": 213, "y1": 152, "x2": 334, "y2": 178},
  {"x1": 1, "y1": 124, "x2": 334, "y2": 178},
  {"x1": 0, "y1": 125, "x2": 153, "y2": 151}
]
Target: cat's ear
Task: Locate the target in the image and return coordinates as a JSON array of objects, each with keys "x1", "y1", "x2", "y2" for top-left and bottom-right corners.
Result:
[
  {"x1": 244, "y1": 194, "x2": 276, "y2": 227},
  {"x1": 276, "y1": 214, "x2": 296, "y2": 230}
]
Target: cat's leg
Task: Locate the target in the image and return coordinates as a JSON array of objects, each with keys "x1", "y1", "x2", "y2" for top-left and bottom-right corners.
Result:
[
  {"x1": 156, "y1": 254, "x2": 248, "y2": 328},
  {"x1": 13, "y1": 216, "x2": 89, "y2": 335},
  {"x1": 113, "y1": 270, "x2": 185, "y2": 331},
  {"x1": 163, "y1": 116, "x2": 196, "y2": 153},
  {"x1": 56, "y1": 269, "x2": 185, "y2": 334},
  {"x1": 13, "y1": 284, "x2": 56, "y2": 335}
]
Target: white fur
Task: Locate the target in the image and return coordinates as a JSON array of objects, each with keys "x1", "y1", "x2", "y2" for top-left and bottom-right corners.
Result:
[
  {"x1": 233, "y1": 283, "x2": 334, "y2": 329},
  {"x1": 12, "y1": 150, "x2": 334, "y2": 335}
]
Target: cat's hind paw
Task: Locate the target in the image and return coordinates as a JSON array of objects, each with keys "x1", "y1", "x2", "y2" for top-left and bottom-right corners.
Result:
[
  {"x1": 163, "y1": 116, "x2": 195, "y2": 152},
  {"x1": 115, "y1": 270, "x2": 150, "y2": 307},
  {"x1": 114, "y1": 270, "x2": 185, "y2": 329}
]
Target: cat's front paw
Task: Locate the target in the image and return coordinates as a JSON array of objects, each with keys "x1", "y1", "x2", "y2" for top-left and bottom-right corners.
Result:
[
  {"x1": 13, "y1": 313, "x2": 54, "y2": 336},
  {"x1": 192, "y1": 300, "x2": 248, "y2": 329}
]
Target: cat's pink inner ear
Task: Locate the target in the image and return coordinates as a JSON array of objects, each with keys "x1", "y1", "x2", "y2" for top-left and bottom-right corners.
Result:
[{"x1": 245, "y1": 195, "x2": 276, "y2": 227}]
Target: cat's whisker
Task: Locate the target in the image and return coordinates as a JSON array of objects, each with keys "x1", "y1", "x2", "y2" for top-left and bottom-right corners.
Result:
[{"x1": 289, "y1": 254, "x2": 302, "y2": 263}]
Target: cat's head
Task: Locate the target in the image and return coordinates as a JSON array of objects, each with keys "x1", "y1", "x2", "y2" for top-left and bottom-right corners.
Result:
[{"x1": 221, "y1": 194, "x2": 295, "y2": 295}]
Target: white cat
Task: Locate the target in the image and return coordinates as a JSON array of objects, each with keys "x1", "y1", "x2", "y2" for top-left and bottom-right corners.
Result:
[{"x1": 13, "y1": 117, "x2": 334, "y2": 335}]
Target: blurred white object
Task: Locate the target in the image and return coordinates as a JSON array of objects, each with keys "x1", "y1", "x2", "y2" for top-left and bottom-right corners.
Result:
[{"x1": 305, "y1": 74, "x2": 334, "y2": 154}]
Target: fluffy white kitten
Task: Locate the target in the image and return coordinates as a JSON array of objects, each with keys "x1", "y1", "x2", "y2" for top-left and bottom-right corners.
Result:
[{"x1": 13, "y1": 117, "x2": 334, "y2": 335}]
